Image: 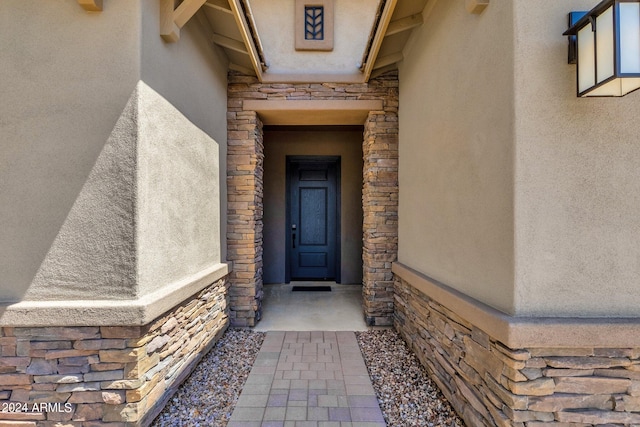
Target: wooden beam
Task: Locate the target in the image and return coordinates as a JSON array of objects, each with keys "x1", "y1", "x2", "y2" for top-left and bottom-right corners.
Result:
[
  {"x1": 212, "y1": 33, "x2": 248, "y2": 54},
  {"x1": 77, "y1": 0, "x2": 103, "y2": 12},
  {"x1": 386, "y1": 13, "x2": 423, "y2": 37},
  {"x1": 204, "y1": 0, "x2": 233, "y2": 14},
  {"x1": 373, "y1": 52, "x2": 403, "y2": 70},
  {"x1": 160, "y1": 0, "x2": 180, "y2": 42},
  {"x1": 174, "y1": 0, "x2": 208, "y2": 28},
  {"x1": 228, "y1": 0, "x2": 263, "y2": 80},
  {"x1": 361, "y1": 0, "x2": 398, "y2": 81},
  {"x1": 241, "y1": 0, "x2": 265, "y2": 59},
  {"x1": 160, "y1": 0, "x2": 210, "y2": 43}
]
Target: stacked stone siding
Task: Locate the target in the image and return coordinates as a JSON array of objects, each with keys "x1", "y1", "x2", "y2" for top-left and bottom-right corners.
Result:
[
  {"x1": 394, "y1": 276, "x2": 640, "y2": 427},
  {"x1": 0, "y1": 278, "x2": 229, "y2": 426},
  {"x1": 226, "y1": 97, "x2": 265, "y2": 327},
  {"x1": 227, "y1": 71, "x2": 399, "y2": 326},
  {"x1": 362, "y1": 109, "x2": 398, "y2": 326}
]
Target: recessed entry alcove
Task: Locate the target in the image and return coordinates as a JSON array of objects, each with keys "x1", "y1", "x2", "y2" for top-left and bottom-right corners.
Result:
[{"x1": 226, "y1": 76, "x2": 399, "y2": 327}]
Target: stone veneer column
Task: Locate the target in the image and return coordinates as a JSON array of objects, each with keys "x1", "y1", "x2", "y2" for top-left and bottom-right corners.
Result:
[
  {"x1": 227, "y1": 88, "x2": 265, "y2": 327},
  {"x1": 227, "y1": 71, "x2": 398, "y2": 327},
  {"x1": 362, "y1": 109, "x2": 399, "y2": 326}
]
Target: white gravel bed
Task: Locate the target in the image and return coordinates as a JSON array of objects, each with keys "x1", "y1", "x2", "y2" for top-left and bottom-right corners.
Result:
[
  {"x1": 152, "y1": 328, "x2": 265, "y2": 427},
  {"x1": 356, "y1": 329, "x2": 465, "y2": 427}
]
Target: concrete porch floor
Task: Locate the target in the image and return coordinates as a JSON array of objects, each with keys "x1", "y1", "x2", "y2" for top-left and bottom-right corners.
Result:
[{"x1": 254, "y1": 283, "x2": 369, "y2": 331}]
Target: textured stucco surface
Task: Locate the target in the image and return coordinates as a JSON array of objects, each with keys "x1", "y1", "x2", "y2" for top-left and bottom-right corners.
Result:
[
  {"x1": 140, "y1": 1, "x2": 229, "y2": 260},
  {"x1": 399, "y1": 0, "x2": 640, "y2": 318},
  {"x1": 512, "y1": 0, "x2": 640, "y2": 316},
  {"x1": 398, "y1": 0, "x2": 515, "y2": 314},
  {"x1": 1, "y1": 1, "x2": 228, "y2": 317},
  {"x1": 0, "y1": 0, "x2": 141, "y2": 302},
  {"x1": 141, "y1": 3, "x2": 228, "y2": 142},
  {"x1": 250, "y1": 0, "x2": 378, "y2": 75},
  {"x1": 136, "y1": 82, "x2": 222, "y2": 297},
  {"x1": 263, "y1": 128, "x2": 364, "y2": 285},
  {"x1": 20, "y1": 81, "x2": 225, "y2": 303},
  {"x1": 23, "y1": 87, "x2": 139, "y2": 301}
]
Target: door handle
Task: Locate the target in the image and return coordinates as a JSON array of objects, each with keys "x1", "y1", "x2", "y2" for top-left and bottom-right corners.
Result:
[{"x1": 291, "y1": 224, "x2": 297, "y2": 248}]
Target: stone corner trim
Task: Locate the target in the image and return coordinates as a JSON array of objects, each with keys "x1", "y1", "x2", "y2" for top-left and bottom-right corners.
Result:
[
  {"x1": 0, "y1": 277, "x2": 229, "y2": 426},
  {"x1": 393, "y1": 263, "x2": 640, "y2": 427}
]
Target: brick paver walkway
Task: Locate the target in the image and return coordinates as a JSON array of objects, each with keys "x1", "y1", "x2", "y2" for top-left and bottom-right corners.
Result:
[{"x1": 228, "y1": 331, "x2": 386, "y2": 427}]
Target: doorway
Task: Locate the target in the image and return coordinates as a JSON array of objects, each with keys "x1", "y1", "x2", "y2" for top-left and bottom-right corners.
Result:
[
  {"x1": 286, "y1": 157, "x2": 340, "y2": 282},
  {"x1": 261, "y1": 126, "x2": 364, "y2": 286},
  {"x1": 226, "y1": 75, "x2": 399, "y2": 326}
]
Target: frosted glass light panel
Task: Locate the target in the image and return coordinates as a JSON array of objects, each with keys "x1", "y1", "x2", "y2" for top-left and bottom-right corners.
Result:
[
  {"x1": 565, "y1": 0, "x2": 640, "y2": 97},
  {"x1": 595, "y1": 6, "x2": 614, "y2": 83},
  {"x1": 578, "y1": 24, "x2": 596, "y2": 93},
  {"x1": 620, "y1": 2, "x2": 640, "y2": 73}
]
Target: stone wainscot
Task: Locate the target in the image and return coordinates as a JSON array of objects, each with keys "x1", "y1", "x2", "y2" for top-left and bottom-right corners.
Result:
[
  {"x1": 394, "y1": 262, "x2": 640, "y2": 427},
  {"x1": 0, "y1": 278, "x2": 229, "y2": 427}
]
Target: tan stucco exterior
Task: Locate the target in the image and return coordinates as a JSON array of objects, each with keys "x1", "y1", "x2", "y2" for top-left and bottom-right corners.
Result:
[
  {"x1": 399, "y1": 0, "x2": 640, "y2": 318},
  {"x1": 3, "y1": 0, "x2": 639, "y2": 320},
  {"x1": 4, "y1": 2, "x2": 640, "y2": 425},
  {"x1": 0, "y1": 0, "x2": 229, "y2": 324},
  {"x1": 0, "y1": 0, "x2": 141, "y2": 303},
  {"x1": 250, "y1": 0, "x2": 378, "y2": 78},
  {"x1": 512, "y1": 0, "x2": 640, "y2": 317},
  {"x1": 137, "y1": 0, "x2": 229, "y2": 297},
  {"x1": 398, "y1": 0, "x2": 515, "y2": 314}
]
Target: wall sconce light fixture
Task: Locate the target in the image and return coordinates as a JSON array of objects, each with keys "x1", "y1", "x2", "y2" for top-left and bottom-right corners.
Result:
[{"x1": 564, "y1": 0, "x2": 640, "y2": 97}]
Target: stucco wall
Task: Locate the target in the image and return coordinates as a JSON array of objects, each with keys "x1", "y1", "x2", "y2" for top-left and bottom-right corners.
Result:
[
  {"x1": 138, "y1": 3, "x2": 229, "y2": 296},
  {"x1": 398, "y1": 1, "x2": 515, "y2": 314},
  {"x1": 263, "y1": 128, "x2": 364, "y2": 285},
  {"x1": 512, "y1": 0, "x2": 640, "y2": 317},
  {"x1": 0, "y1": 2, "x2": 228, "y2": 310},
  {"x1": 135, "y1": 82, "x2": 223, "y2": 298},
  {"x1": 250, "y1": 0, "x2": 378, "y2": 76},
  {"x1": 140, "y1": 4, "x2": 228, "y2": 142},
  {"x1": 0, "y1": 0, "x2": 141, "y2": 302}
]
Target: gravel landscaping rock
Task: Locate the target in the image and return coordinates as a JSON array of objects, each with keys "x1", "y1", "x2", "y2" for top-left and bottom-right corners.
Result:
[
  {"x1": 356, "y1": 329, "x2": 465, "y2": 427},
  {"x1": 152, "y1": 327, "x2": 463, "y2": 426},
  {"x1": 152, "y1": 328, "x2": 265, "y2": 427}
]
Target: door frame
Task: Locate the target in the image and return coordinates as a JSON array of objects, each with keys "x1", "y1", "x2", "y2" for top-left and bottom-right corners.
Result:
[{"x1": 285, "y1": 155, "x2": 341, "y2": 284}]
